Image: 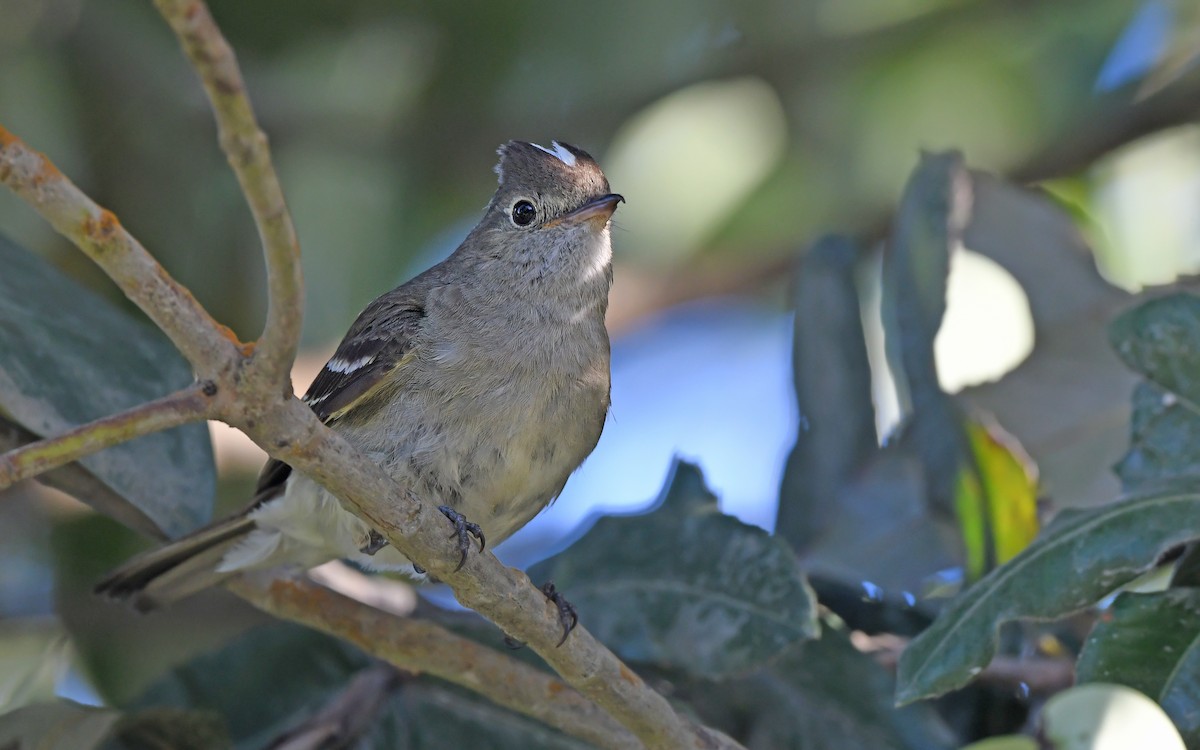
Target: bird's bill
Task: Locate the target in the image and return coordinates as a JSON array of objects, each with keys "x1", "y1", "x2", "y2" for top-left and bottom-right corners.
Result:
[{"x1": 546, "y1": 193, "x2": 624, "y2": 228}]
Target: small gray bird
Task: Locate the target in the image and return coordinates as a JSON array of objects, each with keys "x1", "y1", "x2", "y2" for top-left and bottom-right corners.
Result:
[{"x1": 97, "y1": 140, "x2": 621, "y2": 612}]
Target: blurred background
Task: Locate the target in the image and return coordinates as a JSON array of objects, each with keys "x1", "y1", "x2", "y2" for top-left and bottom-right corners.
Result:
[{"x1": 2, "y1": 0, "x2": 1199, "y2": 715}]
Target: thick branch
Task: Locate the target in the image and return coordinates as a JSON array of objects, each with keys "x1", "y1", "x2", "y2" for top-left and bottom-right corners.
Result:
[
  {"x1": 0, "y1": 126, "x2": 240, "y2": 373},
  {"x1": 153, "y1": 0, "x2": 304, "y2": 385},
  {"x1": 234, "y1": 576, "x2": 642, "y2": 750},
  {"x1": 0, "y1": 382, "x2": 217, "y2": 491}
]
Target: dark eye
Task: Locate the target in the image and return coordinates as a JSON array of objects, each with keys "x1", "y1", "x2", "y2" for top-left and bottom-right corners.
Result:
[{"x1": 511, "y1": 200, "x2": 537, "y2": 226}]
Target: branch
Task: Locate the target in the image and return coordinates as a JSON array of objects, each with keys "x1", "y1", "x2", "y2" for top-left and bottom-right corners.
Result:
[
  {"x1": 234, "y1": 576, "x2": 642, "y2": 750},
  {"x1": 0, "y1": 119, "x2": 724, "y2": 750},
  {"x1": 0, "y1": 5, "x2": 741, "y2": 745},
  {"x1": 0, "y1": 126, "x2": 239, "y2": 374},
  {"x1": 0, "y1": 382, "x2": 217, "y2": 492},
  {"x1": 152, "y1": 0, "x2": 304, "y2": 385},
  {"x1": 264, "y1": 663, "x2": 403, "y2": 749},
  {"x1": 234, "y1": 397, "x2": 738, "y2": 750}
]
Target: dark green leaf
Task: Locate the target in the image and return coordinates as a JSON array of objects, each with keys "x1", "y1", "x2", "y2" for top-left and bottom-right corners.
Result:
[
  {"x1": 883, "y1": 151, "x2": 973, "y2": 516},
  {"x1": 0, "y1": 234, "x2": 214, "y2": 538},
  {"x1": 0, "y1": 701, "x2": 119, "y2": 750},
  {"x1": 777, "y1": 235, "x2": 877, "y2": 551},
  {"x1": 1116, "y1": 381, "x2": 1200, "y2": 490},
  {"x1": 133, "y1": 618, "x2": 584, "y2": 749},
  {"x1": 896, "y1": 483, "x2": 1200, "y2": 704},
  {"x1": 379, "y1": 681, "x2": 595, "y2": 750},
  {"x1": 133, "y1": 622, "x2": 370, "y2": 749},
  {"x1": 531, "y1": 460, "x2": 818, "y2": 679},
  {"x1": 687, "y1": 627, "x2": 955, "y2": 750},
  {"x1": 800, "y1": 451, "x2": 959, "y2": 598},
  {"x1": 101, "y1": 708, "x2": 229, "y2": 750},
  {"x1": 1110, "y1": 293, "x2": 1200, "y2": 408},
  {"x1": 1076, "y1": 590, "x2": 1200, "y2": 746}
]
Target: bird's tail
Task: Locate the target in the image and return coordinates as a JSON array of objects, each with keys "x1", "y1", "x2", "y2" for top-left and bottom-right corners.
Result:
[{"x1": 94, "y1": 514, "x2": 257, "y2": 612}]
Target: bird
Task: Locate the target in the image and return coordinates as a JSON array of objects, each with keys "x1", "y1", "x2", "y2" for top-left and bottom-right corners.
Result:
[{"x1": 96, "y1": 140, "x2": 621, "y2": 619}]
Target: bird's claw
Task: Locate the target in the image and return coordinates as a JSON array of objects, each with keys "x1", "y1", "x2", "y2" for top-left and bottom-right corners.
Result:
[
  {"x1": 438, "y1": 505, "x2": 485, "y2": 572},
  {"x1": 359, "y1": 529, "x2": 389, "y2": 556},
  {"x1": 541, "y1": 581, "x2": 578, "y2": 647}
]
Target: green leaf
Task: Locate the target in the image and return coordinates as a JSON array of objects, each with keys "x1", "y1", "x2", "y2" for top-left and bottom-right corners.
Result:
[
  {"x1": 1076, "y1": 590, "x2": 1200, "y2": 746},
  {"x1": 896, "y1": 483, "x2": 1200, "y2": 704},
  {"x1": 953, "y1": 418, "x2": 1039, "y2": 581},
  {"x1": 383, "y1": 681, "x2": 595, "y2": 750},
  {"x1": 1110, "y1": 293, "x2": 1200, "y2": 408},
  {"x1": 883, "y1": 151, "x2": 974, "y2": 516},
  {"x1": 101, "y1": 708, "x2": 229, "y2": 750},
  {"x1": 133, "y1": 622, "x2": 369, "y2": 749},
  {"x1": 0, "y1": 234, "x2": 214, "y2": 538},
  {"x1": 1116, "y1": 381, "x2": 1200, "y2": 490},
  {"x1": 0, "y1": 621, "x2": 71, "y2": 713},
  {"x1": 777, "y1": 235, "x2": 878, "y2": 551},
  {"x1": 800, "y1": 451, "x2": 960, "y2": 598},
  {"x1": 133, "y1": 619, "x2": 586, "y2": 749},
  {"x1": 0, "y1": 700, "x2": 119, "y2": 750},
  {"x1": 1041, "y1": 683, "x2": 1186, "y2": 750},
  {"x1": 531, "y1": 460, "x2": 818, "y2": 679},
  {"x1": 686, "y1": 626, "x2": 955, "y2": 750},
  {"x1": 959, "y1": 738, "x2": 1037, "y2": 750}
]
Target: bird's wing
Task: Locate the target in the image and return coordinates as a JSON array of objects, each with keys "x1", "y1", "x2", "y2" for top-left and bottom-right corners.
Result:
[{"x1": 252, "y1": 293, "x2": 427, "y2": 504}]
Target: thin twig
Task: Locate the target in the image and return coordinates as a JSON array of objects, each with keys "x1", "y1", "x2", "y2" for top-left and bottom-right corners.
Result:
[
  {"x1": 0, "y1": 126, "x2": 240, "y2": 375},
  {"x1": 234, "y1": 576, "x2": 643, "y2": 750},
  {"x1": 0, "y1": 382, "x2": 217, "y2": 492},
  {"x1": 0, "y1": 415, "x2": 165, "y2": 539},
  {"x1": 152, "y1": 0, "x2": 304, "y2": 386}
]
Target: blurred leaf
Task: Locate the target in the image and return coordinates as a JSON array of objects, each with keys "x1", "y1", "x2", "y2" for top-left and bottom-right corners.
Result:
[
  {"x1": 800, "y1": 451, "x2": 960, "y2": 599},
  {"x1": 883, "y1": 151, "x2": 974, "y2": 516},
  {"x1": 1116, "y1": 381, "x2": 1200, "y2": 490},
  {"x1": 896, "y1": 483, "x2": 1200, "y2": 704},
  {"x1": 531, "y1": 460, "x2": 818, "y2": 679},
  {"x1": 0, "y1": 620, "x2": 71, "y2": 713},
  {"x1": 376, "y1": 681, "x2": 594, "y2": 750},
  {"x1": 1040, "y1": 683, "x2": 1186, "y2": 750},
  {"x1": 1076, "y1": 590, "x2": 1200, "y2": 746},
  {"x1": 134, "y1": 620, "x2": 592, "y2": 749},
  {"x1": 0, "y1": 233, "x2": 214, "y2": 538},
  {"x1": 961, "y1": 174, "x2": 1133, "y2": 513},
  {"x1": 959, "y1": 738, "x2": 1037, "y2": 750},
  {"x1": 133, "y1": 622, "x2": 369, "y2": 749},
  {"x1": 688, "y1": 626, "x2": 955, "y2": 750},
  {"x1": 1110, "y1": 293, "x2": 1200, "y2": 405},
  {"x1": 954, "y1": 418, "x2": 1039, "y2": 581},
  {"x1": 604, "y1": 77, "x2": 787, "y2": 265},
  {"x1": 101, "y1": 708, "x2": 229, "y2": 750},
  {"x1": 0, "y1": 701, "x2": 119, "y2": 750},
  {"x1": 777, "y1": 235, "x2": 878, "y2": 551}
]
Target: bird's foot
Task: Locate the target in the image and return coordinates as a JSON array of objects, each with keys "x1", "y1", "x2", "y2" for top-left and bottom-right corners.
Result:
[
  {"x1": 438, "y1": 505, "x2": 485, "y2": 572},
  {"x1": 359, "y1": 529, "x2": 389, "y2": 556},
  {"x1": 541, "y1": 581, "x2": 578, "y2": 647}
]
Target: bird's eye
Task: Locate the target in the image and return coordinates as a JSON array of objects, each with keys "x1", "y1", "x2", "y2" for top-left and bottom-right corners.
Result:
[{"x1": 511, "y1": 200, "x2": 537, "y2": 227}]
